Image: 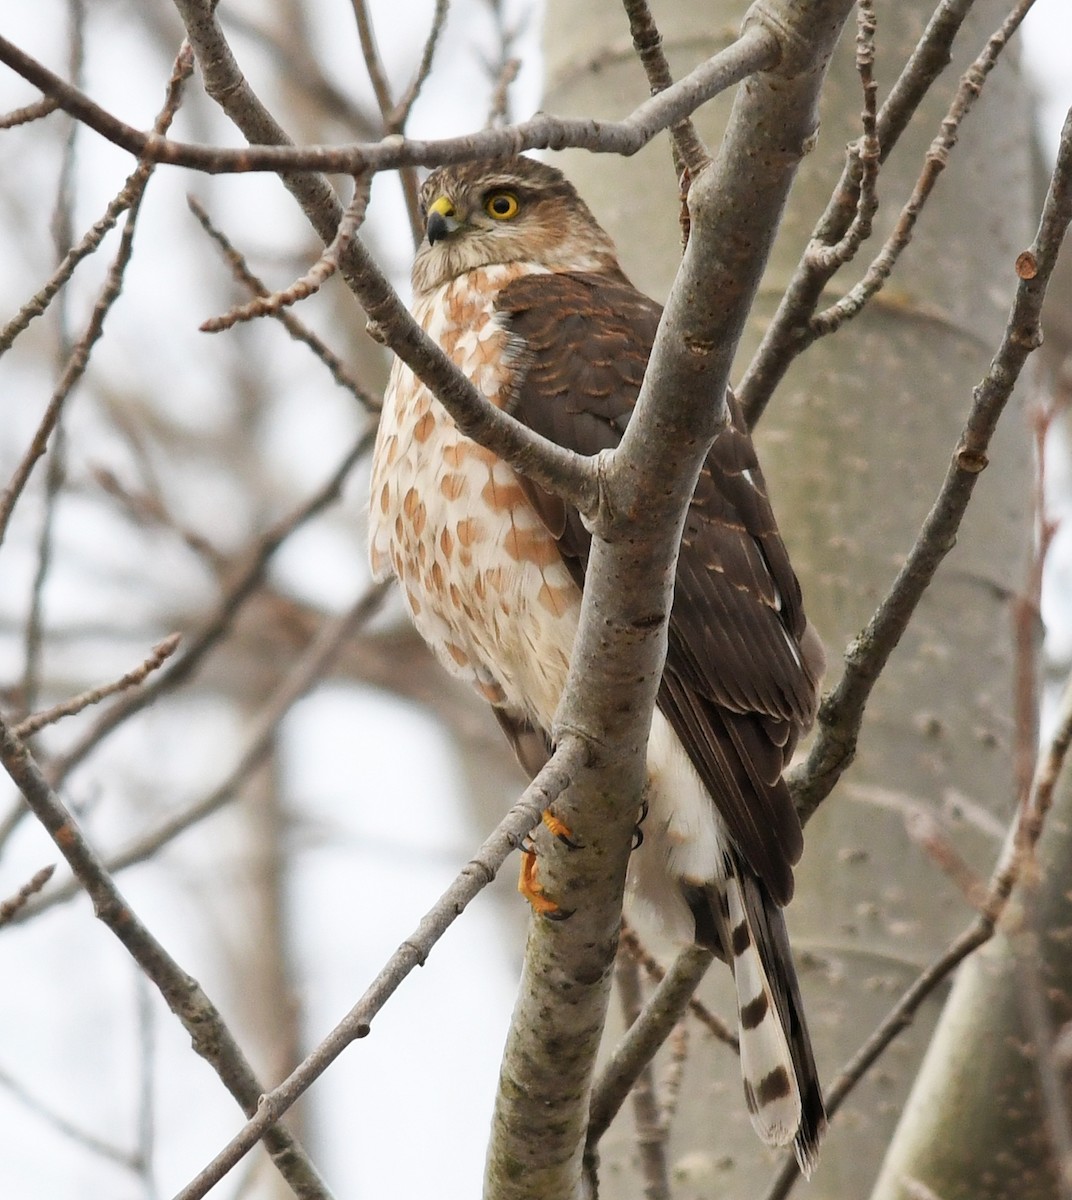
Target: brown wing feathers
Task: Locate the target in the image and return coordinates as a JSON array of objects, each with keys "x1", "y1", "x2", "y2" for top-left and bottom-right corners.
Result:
[{"x1": 497, "y1": 270, "x2": 818, "y2": 906}]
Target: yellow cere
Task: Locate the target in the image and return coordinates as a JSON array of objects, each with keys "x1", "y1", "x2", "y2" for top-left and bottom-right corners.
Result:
[{"x1": 429, "y1": 195, "x2": 455, "y2": 218}]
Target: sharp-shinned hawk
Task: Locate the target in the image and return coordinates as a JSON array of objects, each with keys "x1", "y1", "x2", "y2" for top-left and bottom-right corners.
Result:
[{"x1": 368, "y1": 155, "x2": 825, "y2": 1171}]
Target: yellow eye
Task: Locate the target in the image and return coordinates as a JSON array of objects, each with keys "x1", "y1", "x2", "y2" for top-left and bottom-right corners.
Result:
[{"x1": 485, "y1": 191, "x2": 520, "y2": 220}]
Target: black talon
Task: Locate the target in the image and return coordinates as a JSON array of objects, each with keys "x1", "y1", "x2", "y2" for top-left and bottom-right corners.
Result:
[
  {"x1": 630, "y1": 798, "x2": 649, "y2": 849},
  {"x1": 543, "y1": 905, "x2": 575, "y2": 922}
]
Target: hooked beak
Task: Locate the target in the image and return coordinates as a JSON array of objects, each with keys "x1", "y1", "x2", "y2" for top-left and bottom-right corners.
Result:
[{"x1": 426, "y1": 195, "x2": 460, "y2": 245}]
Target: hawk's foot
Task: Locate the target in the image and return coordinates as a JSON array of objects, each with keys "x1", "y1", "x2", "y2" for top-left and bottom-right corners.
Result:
[
  {"x1": 518, "y1": 811, "x2": 579, "y2": 920},
  {"x1": 542, "y1": 807, "x2": 581, "y2": 849}
]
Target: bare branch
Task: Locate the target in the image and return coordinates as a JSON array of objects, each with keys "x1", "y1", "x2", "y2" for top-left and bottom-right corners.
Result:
[
  {"x1": 0, "y1": 44, "x2": 193, "y2": 357},
  {"x1": 809, "y1": 0, "x2": 1036, "y2": 339},
  {"x1": 0, "y1": 1057, "x2": 137, "y2": 1168},
  {"x1": 792, "y1": 100, "x2": 1072, "y2": 821},
  {"x1": 44, "y1": 433, "x2": 372, "y2": 788},
  {"x1": 348, "y1": 0, "x2": 422, "y2": 243},
  {"x1": 186, "y1": 195, "x2": 381, "y2": 410},
  {"x1": 13, "y1": 589, "x2": 387, "y2": 924},
  {"x1": 618, "y1": 921, "x2": 737, "y2": 1047},
  {"x1": 0, "y1": 94, "x2": 59, "y2": 127},
  {"x1": 0, "y1": 24, "x2": 777, "y2": 176},
  {"x1": 201, "y1": 174, "x2": 372, "y2": 332},
  {"x1": 622, "y1": 0, "x2": 709, "y2": 180},
  {"x1": 587, "y1": 943, "x2": 715, "y2": 1148},
  {"x1": 0, "y1": 864, "x2": 54, "y2": 927},
  {"x1": 171, "y1": 737, "x2": 586, "y2": 1200},
  {"x1": 0, "y1": 43, "x2": 195, "y2": 549},
  {"x1": 1011, "y1": 401, "x2": 1059, "y2": 816},
  {"x1": 390, "y1": 0, "x2": 450, "y2": 130},
  {"x1": 805, "y1": 0, "x2": 879, "y2": 275},
  {"x1": 764, "y1": 669, "x2": 1072, "y2": 1200},
  {"x1": 14, "y1": 634, "x2": 181, "y2": 738},
  {"x1": 739, "y1": 0, "x2": 1026, "y2": 425},
  {"x1": 0, "y1": 715, "x2": 334, "y2": 1200},
  {"x1": 613, "y1": 946, "x2": 673, "y2": 1200}
]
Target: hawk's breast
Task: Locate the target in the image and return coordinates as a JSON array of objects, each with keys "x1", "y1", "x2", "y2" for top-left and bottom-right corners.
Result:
[{"x1": 369, "y1": 263, "x2": 582, "y2": 727}]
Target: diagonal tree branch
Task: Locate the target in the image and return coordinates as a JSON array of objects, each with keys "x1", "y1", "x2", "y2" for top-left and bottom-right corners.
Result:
[
  {"x1": 170, "y1": 736, "x2": 587, "y2": 1200},
  {"x1": 738, "y1": 0, "x2": 1034, "y2": 425},
  {"x1": 169, "y1": 0, "x2": 601, "y2": 519},
  {"x1": 790, "y1": 100, "x2": 1072, "y2": 822},
  {"x1": 765, "y1": 665, "x2": 1072, "y2": 1200},
  {"x1": 0, "y1": 714, "x2": 334, "y2": 1200}
]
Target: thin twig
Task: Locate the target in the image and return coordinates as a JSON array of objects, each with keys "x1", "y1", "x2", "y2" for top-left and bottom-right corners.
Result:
[
  {"x1": 14, "y1": 634, "x2": 181, "y2": 738},
  {"x1": 659, "y1": 1023, "x2": 689, "y2": 1127},
  {"x1": 622, "y1": 0, "x2": 709, "y2": 182},
  {"x1": 12, "y1": 588, "x2": 387, "y2": 923},
  {"x1": 0, "y1": 864, "x2": 54, "y2": 927},
  {"x1": 0, "y1": 433, "x2": 370, "y2": 857},
  {"x1": 19, "y1": 0, "x2": 87, "y2": 717},
  {"x1": 806, "y1": 0, "x2": 879, "y2": 274},
  {"x1": 19, "y1": 408, "x2": 66, "y2": 722},
  {"x1": 0, "y1": 44, "x2": 194, "y2": 358},
  {"x1": 809, "y1": 0, "x2": 1036, "y2": 338},
  {"x1": 587, "y1": 942, "x2": 716, "y2": 1147},
  {"x1": 134, "y1": 972, "x2": 157, "y2": 1191},
  {"x1": 0, "y1": 1058, "x2": 138, "y2": 1168},
  {"x1": 27, "y1": 0, "x2": 84, "y2": 712},
  {"x1": 217, "y1": 7, "x2": 379, "y2": 139},
  {"x1": 171, "y1": 737, "x2": 586, "y2": 1200},
  {"x1": 486, "y1": 57, "x2": 520, "y2": 127},
  {"x1": 349, "y1": 0, "x2": 422, "y2": 244},
  {"x1": 791, "y1": 98, "x2": 1072, "y2": 822},
  {"x1": 614, "y1": 943, "x2": 673, "y2": 1200},
  {"x1": 481, "y1": 0, "x2": 525, "y2": 128},
  {"x1": 44, "y1": 432, "x2": 372, "y2": 788},
  {"x1": 186, "y1": 195, "x2": 380, "y2": 411},
  {"x1": 1012, "y1": 402, "x2": 1058, "y2": 815},
  {"x1": 738, "y1": 0, "x2": 1019, "y2": 425},
  {"x1": 0, "y1": 45, "x2": 195, "y2": 549},
  {"x1": 619, "y1": 920, "x2": 738, "y2": 1048},
  {"x1": 92, "y1": 465, "x2": 225, "y2": 569},
  {"x1": 0, "y1": 23, "x2": 778, "y2": 176},
  {"x1": 201, "y1": 174, "x2": 372, "y2": 331},
  {"x1": 0, "y1": 94, "x2": 59, "y2": 127},
  {"x1": 389, "y1": 0, "x2": 450, "y2": 130},
  {"x1": 0, "y1": 715, "x2": 334, "y2": 1200},
  {"x1": 349, "y1": 0, "x2": 394, "y2": 120}
]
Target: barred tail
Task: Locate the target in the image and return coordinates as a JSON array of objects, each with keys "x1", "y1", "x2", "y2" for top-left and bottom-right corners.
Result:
[{"x1": 690, "y1": 860, "x2": 826, "y2": 1176}]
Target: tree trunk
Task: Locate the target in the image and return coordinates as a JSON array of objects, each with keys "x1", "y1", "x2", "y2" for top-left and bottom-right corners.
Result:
[{"x1": 871, "y1": 759, "x2": 1072, "y2": 1200}]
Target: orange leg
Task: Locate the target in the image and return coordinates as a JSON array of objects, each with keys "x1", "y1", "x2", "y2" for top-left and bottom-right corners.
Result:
[
  {"x1": 518, "y1": 845, "x2": 561, "y2": 916},
  {"x1": 541, "y1": 808, "x2": 578, "y2": 847},
  {"x1": 517, "y1": 808, "x2": 580, "y2": 918}
]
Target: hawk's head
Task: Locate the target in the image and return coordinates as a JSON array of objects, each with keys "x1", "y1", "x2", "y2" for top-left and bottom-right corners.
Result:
[{"x1": 411, "y1": 156, "x2": 621, "y2": 295}]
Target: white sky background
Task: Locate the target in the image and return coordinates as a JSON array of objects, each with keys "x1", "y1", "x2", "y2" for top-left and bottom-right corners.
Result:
[{"x1": 0, "y1": 3, "x2": 1069, "y2": 1199}]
